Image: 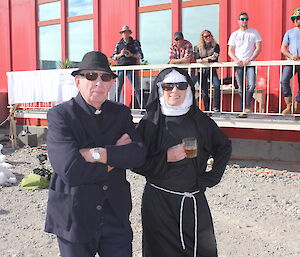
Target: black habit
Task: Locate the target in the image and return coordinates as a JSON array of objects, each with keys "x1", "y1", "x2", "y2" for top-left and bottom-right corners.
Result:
[{"x1": 133, "y1": 67, "x2": 232, "y2": 257}]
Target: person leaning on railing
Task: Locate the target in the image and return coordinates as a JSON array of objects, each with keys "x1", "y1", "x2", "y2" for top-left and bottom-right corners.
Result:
[
  {"x1": 280, "y1": 7, "x2": 300, "y2": 115},
  {"x1": 194, "y1": 30, "x2": 221, "y2": 112},
  {"x1": 169, "y1": 32, "x2": 194, "y2": 65},
  {"x1": 112, "y1": 25, "x2": 144, "y2": 107},
  {"x1": 228, "y1": 12, "x2": 262, "y2": 117},
  {"x1": 169, "y1": 32, "x2": 196, "y2": 85}
]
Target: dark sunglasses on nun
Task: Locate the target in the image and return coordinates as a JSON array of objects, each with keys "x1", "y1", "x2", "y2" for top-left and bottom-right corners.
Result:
[
  {"x1": 161, "y1": 82, "x2": 188, "y2": 91},
  {"x1": 79, "y1": 72, "x2": 113, "y2": 82}
]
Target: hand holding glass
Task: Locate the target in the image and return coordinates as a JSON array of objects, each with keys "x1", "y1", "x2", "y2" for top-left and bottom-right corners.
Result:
[{"x1": 182, "y1": 137, "x2": 197, "y2": 158}]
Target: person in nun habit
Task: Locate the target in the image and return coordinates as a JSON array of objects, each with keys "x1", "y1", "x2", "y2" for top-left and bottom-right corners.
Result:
[{"x1": 133, "y1": 67, "x2": 232, "y2": 257}]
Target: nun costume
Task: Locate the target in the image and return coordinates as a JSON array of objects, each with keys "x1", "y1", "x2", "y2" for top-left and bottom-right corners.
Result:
[{"x1": 133, "y1": 67, "x2": 232, "y2": 257}]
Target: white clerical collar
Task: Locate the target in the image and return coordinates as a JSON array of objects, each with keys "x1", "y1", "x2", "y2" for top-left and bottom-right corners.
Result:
[{"x1": 94, "y1": 109, "x2": 102, "y2": 115}]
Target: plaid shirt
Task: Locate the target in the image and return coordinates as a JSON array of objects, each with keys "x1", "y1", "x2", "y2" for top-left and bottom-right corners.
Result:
[{"x1": 169, "y1": 40, "x2": 194, "y2": 62}]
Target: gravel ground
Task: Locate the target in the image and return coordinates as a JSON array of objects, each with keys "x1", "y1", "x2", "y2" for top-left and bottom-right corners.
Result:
[{"x1": 0, "y1": 145, "x2": 299, "y2": 257}]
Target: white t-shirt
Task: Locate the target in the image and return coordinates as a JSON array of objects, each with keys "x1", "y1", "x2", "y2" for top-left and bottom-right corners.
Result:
[{"x1": 228, "y1": 28, "x2": 262, "y2": 61}]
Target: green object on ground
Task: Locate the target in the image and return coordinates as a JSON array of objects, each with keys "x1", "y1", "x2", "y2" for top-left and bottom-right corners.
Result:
[{"x1": 20, "y1": 173, "x2": 50, "y2": 189}]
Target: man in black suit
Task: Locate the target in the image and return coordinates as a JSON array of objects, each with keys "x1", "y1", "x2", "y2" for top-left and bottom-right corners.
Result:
[{"x1": 44, "y1": 51, "x2": 146, "y2": 257}]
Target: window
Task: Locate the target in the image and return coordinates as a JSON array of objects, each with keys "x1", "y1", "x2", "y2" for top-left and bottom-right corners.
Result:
[
  {"x1": 138, "y1": 0, "x2": 219, "y2": 64},
  {"x1": 68, "y1": 0, "x2": 93, "y2": 17},
  {"x1": 139, "y1": 10, "x2": 172, "y2": 64},
  {"x1": 68, "y1": 20, "x2": 93, "y2": 63},
  {"x1": 182, "y1": 4, "x2": 219, "y2": 47},
  {"x1": 39, "y1": 24, "x2": 61, "y2": 69},
  {"x1": 67, "y1": 0, "x2": 93, "y2": 63},
  {"x1": 37, "y1": 0, "x2": 94, "y2": 69},
  {"x1": 139, "y1": 0, "x2": 171, "y2": 7},
  {"x1": 38, "y1": 1, "x2": 60, "y2": 21}
]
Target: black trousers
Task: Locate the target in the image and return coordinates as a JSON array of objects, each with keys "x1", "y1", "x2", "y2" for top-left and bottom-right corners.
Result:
[{"x1": 57, "y1": 201, "x2": 132, "y2": 257}]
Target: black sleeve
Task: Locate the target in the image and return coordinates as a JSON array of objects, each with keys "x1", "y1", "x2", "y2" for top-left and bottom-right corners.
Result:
[
  {"x1": 214, "y1": 44, "x2": 220, "y2": 54},
  {"x1": 197, "y1": 115, "x2": 232, "y2": 188},
  {"x1": 113, "y1": 41, "x2": 121, "y2": 55},
  {"x1": 208, "y1": 44, "x2": 220, "y2": 63},
  {"x1": 47, "y1": 108, "x2": 110, "y2": 187},
  {"x1": 135, "y1": 40, "x2": 144, "y2": 59},
  {"x1": 106, "y1": 108, "x2": 146, "y2": 169},
  {"x1": 131, "y1": 119, "x2": 168, "y2": 179}
]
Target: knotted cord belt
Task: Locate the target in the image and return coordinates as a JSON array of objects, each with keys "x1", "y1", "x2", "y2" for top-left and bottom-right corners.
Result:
[{"x1": 150, "y1": 183, "x2": 200, "y2": 257}]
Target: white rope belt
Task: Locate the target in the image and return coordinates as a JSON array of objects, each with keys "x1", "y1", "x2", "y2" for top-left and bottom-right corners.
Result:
[{"x1": 150, "y1": 183, "x2": 200, "y2": 257}]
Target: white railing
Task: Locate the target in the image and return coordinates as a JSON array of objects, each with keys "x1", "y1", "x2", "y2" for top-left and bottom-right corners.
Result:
[
  {"x1": 7, "y1": 60, "x2": 300, "y2": 130},
  {"x1": 110, "y1": 60, "x2": 300, "y2": 117}
]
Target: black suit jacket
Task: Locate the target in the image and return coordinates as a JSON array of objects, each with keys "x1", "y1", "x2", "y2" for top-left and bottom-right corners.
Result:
[{"x1": 44, "y1": 93, "x2": 146, "y2": 243}]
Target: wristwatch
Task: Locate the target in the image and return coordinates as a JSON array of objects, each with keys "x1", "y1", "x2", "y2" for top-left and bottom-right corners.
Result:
[{"x1": 91, "y1": 148, "x2": 101, "y2": 161}]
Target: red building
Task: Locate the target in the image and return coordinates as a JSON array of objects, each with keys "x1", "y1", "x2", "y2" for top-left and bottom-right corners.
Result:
[{"x1": 0, "y1": 0, "x2": 299, "y2": 160}]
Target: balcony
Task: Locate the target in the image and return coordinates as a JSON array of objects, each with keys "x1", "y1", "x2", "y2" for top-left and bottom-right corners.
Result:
[{"x1": 6, "y1": 60, "x2": 300, "y2": 131}]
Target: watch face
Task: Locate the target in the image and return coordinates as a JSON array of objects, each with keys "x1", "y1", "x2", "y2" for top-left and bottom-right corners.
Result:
[{"x1": 92, "y1": 149, "x2": 100, "y2": 160}]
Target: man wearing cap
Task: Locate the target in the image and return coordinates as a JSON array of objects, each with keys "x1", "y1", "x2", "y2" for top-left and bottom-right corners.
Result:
[
  {"x1": 169, "y1": 32, "x2": 194, "y2": 64},
  {"x1": 280, "y1": 7, "x2": 300, "y2": 114},
  {"x1": 44, "y1": 51, "x2": 146, "y2": 257},
  {"x1": 113, "y1": 25, "x2": 144, "y2": 107},
  {"x1": 228, "y1": 12, "x2": 262, "y2": 117}
]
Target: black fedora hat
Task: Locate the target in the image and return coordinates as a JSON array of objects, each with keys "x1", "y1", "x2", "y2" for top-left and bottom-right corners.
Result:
[{"x1": 71, "y1": 51, "x2": 117, "y2": 78}]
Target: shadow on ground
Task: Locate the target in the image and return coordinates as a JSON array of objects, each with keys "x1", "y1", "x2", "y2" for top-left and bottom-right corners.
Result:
[{"x1": 13, "y1": 172, "x2": 25, "y2": 183}]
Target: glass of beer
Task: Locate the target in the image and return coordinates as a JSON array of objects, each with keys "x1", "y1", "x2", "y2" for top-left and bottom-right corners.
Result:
[{"x1": 182, "y1": 137, "x2": 197, "y2": 158}]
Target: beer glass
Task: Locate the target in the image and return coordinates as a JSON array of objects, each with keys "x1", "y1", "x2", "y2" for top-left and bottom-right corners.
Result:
[{"x1": 182, "y1": 137, "x2": 197, "y2": 158}]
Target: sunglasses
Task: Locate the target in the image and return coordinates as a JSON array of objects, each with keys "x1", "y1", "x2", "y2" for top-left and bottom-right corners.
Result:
[
  {"x1": 203, "y1": 34, "x2": 212, "y2": 39},
  {"x1": 79, "y1": 72, "x2": 113, "y2": 82},
  {"x1": 161, "y1": 82, "x2": 188, "y2": 91},
  {"x1": 240, "y1": 17, "x2": 249, "y2": 21},
  {"x1": 294, "y1": 17, "x2": 300, "y2": 21}
]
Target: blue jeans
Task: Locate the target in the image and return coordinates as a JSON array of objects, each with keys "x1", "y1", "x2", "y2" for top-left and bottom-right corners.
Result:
[
  {"x1": 117, "y1": 70, "x2": 141, "y2": 107},
  {"x1": 235, "y1": 66, "x2": 256, "y2": 111},
  {"x1": 197, "y1": 68, "x2": 221, "y2": 111},
  {"x1": 281, "y1": 65, "x2": 300, "y2": 102}
]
